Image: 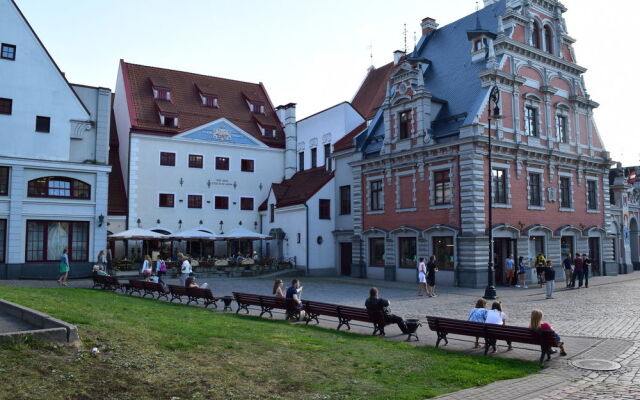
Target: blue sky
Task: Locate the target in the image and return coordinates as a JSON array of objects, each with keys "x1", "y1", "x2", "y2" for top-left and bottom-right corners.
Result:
[{"x1": 13, "y1": 0, "x2": 638, "y2": 164}]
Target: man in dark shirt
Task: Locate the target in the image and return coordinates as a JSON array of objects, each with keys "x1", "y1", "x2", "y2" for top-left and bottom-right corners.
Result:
[
  {"x1": 562, "y1": 255, "x2": 573, "y2": 288},
  {"x1": 365, "y1": 287, "x2": 408, "y2": 334},
  {"x1": 571, "y1": 253, "x2": 584, "y2": 288}
]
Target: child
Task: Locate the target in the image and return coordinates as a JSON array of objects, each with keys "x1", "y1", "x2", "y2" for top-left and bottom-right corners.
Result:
[
  {"x1": 468, "y1": 298, "x2": 488, "y2": 348},
  {"x1": 530, "y1": 309, "x2": 567, "y2": 356},
  {"x1": 544, "y1": 260, "x2": 555, "y2": 299}
]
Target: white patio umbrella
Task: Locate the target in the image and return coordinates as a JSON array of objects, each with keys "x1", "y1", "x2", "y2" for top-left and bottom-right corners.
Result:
[
  {"x1": 170, "y1": 227, "x2": 222, "y2": 240},
  {"x1": 221, "y1": 226, "x2": 271, "y2": 240},
  {"x1": 108, "y1": 228, "x2": 169, "y2": 240}
]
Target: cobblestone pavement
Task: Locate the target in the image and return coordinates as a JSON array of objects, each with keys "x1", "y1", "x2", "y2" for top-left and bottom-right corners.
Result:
[{"x1": 2, "y1": 271, "x2": 640, "y2": 399}]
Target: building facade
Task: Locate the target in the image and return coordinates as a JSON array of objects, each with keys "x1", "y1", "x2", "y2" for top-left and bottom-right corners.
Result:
[
  {"x1": 346, "y1": 0, "x2": 614, "y2": 287},
  {"x1": 0, "y1": 0, "x2": 111, "y2": 279},
  {"x1": 112, "y1": 60, "x2": 286, "y2": 257}
]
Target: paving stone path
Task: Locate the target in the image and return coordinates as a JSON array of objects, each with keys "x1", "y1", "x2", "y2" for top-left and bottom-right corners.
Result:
[{"x1": 2, "y1": 271, "x2": 640, "y2": 399}]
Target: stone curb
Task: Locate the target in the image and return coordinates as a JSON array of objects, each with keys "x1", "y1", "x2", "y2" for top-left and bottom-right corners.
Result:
[{"x1": 0, "y1": 299, "x2": 79, "y2": 344}]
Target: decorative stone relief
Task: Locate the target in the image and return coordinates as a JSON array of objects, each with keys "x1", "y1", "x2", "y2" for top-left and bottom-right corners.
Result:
[
  {"x1": 578, "y1": 167, "x2": 584, "y2": 185},
  {"x1": 309, "y1": 138, "x2": 318, "y2": 148},
  {"x1": 322, "y1": 133, "x2": 332, "y2": 144},
  {"x1": 418, "y1": 162, "x2": 425, "y2": 181},
  {"x1": 549, "y1": 164, "x2": 555, "y2": 182},
  {"x1": 516, "y1": 160, "x2": 523, "y2": 179},
  {"x1": 297, "y1": 142, "x2": 305, "y2": 152}
]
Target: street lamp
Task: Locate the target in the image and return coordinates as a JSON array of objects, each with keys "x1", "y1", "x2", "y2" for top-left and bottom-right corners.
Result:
[{"x1": 484, "y1": 85, "x2": 501, "y2": 300}]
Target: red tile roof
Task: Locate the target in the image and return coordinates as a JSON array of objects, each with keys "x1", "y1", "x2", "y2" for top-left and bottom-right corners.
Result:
[
  {"x1": 351, "y1": 62, "x2": 395, "y2": 120},
  {"x1": 108, "y1": 103, "x2": 128, "y2": 216},
  {"x1": 333, "y1": 121, "x2": 367, "y2": 152},
  {"x1": 268, "y1": 168, "x2": 334, "y2": 208},
  {"x1": 121, "y1": 61, "x2": 284, "y2": 148}
]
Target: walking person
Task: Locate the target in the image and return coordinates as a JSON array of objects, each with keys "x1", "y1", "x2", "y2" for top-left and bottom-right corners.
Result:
[
  {"x1": 562, "y1": 254, "x2": 573, "y2": 288},
  {"x1": 504, "y1": 254, "x2": 515, "y2": 286},
  {"x1": 417, "y1": 257, "x2": 427, "y2": 296},
  {"x1": 516, "y1": 256, "x2": 528, "y2": 288},
  {"x1": 426, "y1": 255, "x2": 438, "y2": 297},
  {"x1": 582, "y1": 253, "x2": 590, "y2": 288},
  {"x1": 156, "y1": 258, "x2": 167, "y2": 284},
  {"x1": 535, "y1": 253, "x2": 547, "y2": 288},
  {"x1": 571, "y1": 253, "x2": 584, "y2": 288},
  {"x1": 57, "y1": 249, "x2": 70, "y2": 286},
  {"x1": 180, "y1": 256, "x2": 192, "y2": 286},
  {"x1": 545, "y1": 260, "x2": 556, "y2": 299}
]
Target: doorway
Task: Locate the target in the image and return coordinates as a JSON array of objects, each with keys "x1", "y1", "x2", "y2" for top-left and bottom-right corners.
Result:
[
  {"x1": 494, "y1": 238, "x2": 517, "y2": 285},
  {"x1": 589, "y1": 237, "x2": 601, "y2": 276},
  {"x1": 340, "y1": 242, "x2": 352, "y2": 276}
]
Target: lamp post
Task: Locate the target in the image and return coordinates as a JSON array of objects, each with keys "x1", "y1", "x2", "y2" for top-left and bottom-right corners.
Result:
[{"x1": 484, "y1": 85, "x2": 501, "y2": 300}]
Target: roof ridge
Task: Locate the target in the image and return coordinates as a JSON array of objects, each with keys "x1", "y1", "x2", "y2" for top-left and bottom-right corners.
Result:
[{"x1": 123, "y1": 60, "x2": 264, "y2": 88}]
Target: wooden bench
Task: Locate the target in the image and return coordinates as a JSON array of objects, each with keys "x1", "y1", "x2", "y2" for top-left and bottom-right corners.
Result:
[
  {"x1": 127, "y1": 279, "x2": 168, "y2": 300},
  {"x1": 92, "y1": 275, "x2": 125, "y2": 292},
  {"x1": 168, "y1": 285, "x2": 188, "y2": 303},
  {"x1": 186, "y1": 287, "x2": 220, "y2": 308},
  {"x1": 232, "y1": 292, "x2": 300, "y2": 319},
  {"x1": 426, "y1": 316, "x2": 559, "y2": 364},
  {"x1": 302, "y1": 300, "x2": 388, "y2": 335}
]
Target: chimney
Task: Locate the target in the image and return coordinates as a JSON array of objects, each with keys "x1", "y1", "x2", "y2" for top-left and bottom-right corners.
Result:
[
  {"x1": 278, "y1": 103, "x2": 298, "y2": 180},
  {"x1": 421, "y1": 17, "x2": 438, "y2": 36},
  {"x1": 393, "y1": 50, "x2": 405, "y2": 65}
]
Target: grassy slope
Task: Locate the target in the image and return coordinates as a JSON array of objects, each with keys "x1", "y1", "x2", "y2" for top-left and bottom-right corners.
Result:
[{"x1": 0, "y1": 286, "x2": 540, "y2": 400}]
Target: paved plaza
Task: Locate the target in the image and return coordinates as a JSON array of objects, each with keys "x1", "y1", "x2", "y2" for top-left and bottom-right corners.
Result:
[{"x1": 2, "y1": 271, "x2": 640, "y2": 399}]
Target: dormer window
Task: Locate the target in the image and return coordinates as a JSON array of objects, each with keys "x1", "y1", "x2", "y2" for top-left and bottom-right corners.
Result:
[
  {"x1": 256, "y1": 122, "x2": 276, "y2": 137},
  {"x1": 162, "y1": 116, "x2": 176, "y2": 127},
  {"x1": 248, "y1": 100, "x2": 265, "y2": 114},
  {"x1": 200, "y1": 94, "x2": 218, "y2": 108},
  {"x1": 473, "y1": 39, "x2": 483, "y2": 51},
  {"x1": 153, "y1": 87, "x2": 170, "y2": 101}
]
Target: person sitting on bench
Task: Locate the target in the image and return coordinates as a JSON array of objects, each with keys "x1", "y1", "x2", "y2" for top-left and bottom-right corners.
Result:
[
  {"x1": 365, "y1": 287, "x2": 408, "y2": 334},
  {"x1": 185, "y1": 274, "x2": 208, "y2": 289},
  {"x1": 530, "y1": 309, "x2": 567, "y2": 356},
  {"x1": 285, "y1": 279, "x2": 304, "y2": 319},
  {"x1": 92, "y1": 265, "x2": 109, "y2": 276}
]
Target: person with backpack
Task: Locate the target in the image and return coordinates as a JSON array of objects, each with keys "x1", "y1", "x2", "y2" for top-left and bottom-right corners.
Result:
[
  {"x1": 535, "y1": 253, "x2": 547, "y2": 288},
  {"x1": 156, "y1": 257, "x2": 167, "y2": 284}
]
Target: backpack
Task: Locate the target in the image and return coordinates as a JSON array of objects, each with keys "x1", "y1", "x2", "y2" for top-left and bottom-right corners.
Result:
[{"x1": 159, "y1": 260, "x2": 167, "y2": 272}]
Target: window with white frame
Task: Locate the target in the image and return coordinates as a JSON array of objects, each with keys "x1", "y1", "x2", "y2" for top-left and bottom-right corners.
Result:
[
  {"x1": 493, "y1": 168, "x2": 508, "y2": 204},
  {"x1": 529, "y1": 172, "x2": 542, "y2": 206},
  {"x1": 370, "y1": 180, "x2": 383, "y2": 211},
  {"x1": 556, "y1": 114, "x2": 568, "y2": 143},
  {"x1": 433, "y1": 170, "x2": 451, "y2": 205},
  {"x1": 559, "y1": 176, "x2": 572, "y2": 209},
  {"x1": 525, "y1": 106, "x2": 539, "y2": 137},
  {"x1": 587, "y1": 180, "x2": 598, "y2": 210}
]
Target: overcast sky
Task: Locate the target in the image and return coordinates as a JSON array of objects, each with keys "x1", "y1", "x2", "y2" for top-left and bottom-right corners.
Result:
[{"x1": 13, "y1": 0, "x2": 638, "y2": 165}]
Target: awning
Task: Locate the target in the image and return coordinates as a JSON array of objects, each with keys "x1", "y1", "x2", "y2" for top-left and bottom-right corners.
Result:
[
  {"x1": 221, "y1": 226, "x2": 271, "y2": 240},
  {"x1": 108, "y1": 228, "x2": 169, "y2": 240},
  {"x1": 171, "y1": 227, "x2": 222, "y2": 240}
]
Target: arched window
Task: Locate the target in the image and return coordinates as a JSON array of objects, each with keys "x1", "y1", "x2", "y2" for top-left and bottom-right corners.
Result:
[
  {"x1": 532, "y1": 22, "x2": 541, "y2": 49},
  {"x1": 544, "y1": 25, "x2": 554, "y2": 54},
  {"x1": 27, "y1": 177, "x2": 91, "y2": 199}
]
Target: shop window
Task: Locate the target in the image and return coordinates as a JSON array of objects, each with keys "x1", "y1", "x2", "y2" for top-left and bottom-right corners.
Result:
[
  {"x1": 398, "y1": 237, "x2": 417, "y2": 268},
  {"x1": 432, "y1": 236, "x2": 454, "y2": 270},
  {"x1": 25, "y1": 220, "x2": 89, "y2": 262},
  {"x1": 369, "y1": 238, "x2": 385, "y2": 266}
]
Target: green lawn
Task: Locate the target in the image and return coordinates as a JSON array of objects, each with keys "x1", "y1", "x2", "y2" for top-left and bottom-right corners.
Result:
[{"x1": 0, "y1": 286, "x2": 540, "y2": 400}]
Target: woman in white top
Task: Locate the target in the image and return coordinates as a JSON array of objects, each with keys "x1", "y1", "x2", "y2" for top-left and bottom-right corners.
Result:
[
  {"x1": 417, "y1": 258, "x2": 427, "y2": 296},
  {"x1": 486, "y1": 301, "x2": 512, "y2": 351},
  {"x1": 140, "y1": 255, "x2": 153, "y2": 280}
]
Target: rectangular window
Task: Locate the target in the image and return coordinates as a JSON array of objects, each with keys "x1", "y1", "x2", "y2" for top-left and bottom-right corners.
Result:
[
  {"x1": 240, "y1": 197, "x2": 254, "y2": 211},
  {"x1": 339, "y1": 185, "x2": 351, "y2": 215},
  {"x1": 202, "y1": 96, "x2": 218, "y2": 108},
  {"x1": 270, "y1": 204, "x2": 275, "y2": 223},
  {"x1": 215, "y1": 196, "x2": 229, "y2": 210},
  {"x1": 216, "y1": 156, "x2": 229, "y2": 170},
  {"x1": 311, "y1": 148, "x2": 317, "y2": 168},
  {"x1": 1, "y1": 43, "x2": 16, "y2": 60},
  {"x1": 398, "y1": 237, "x2": 417, "y2": 268},
  {"x1": 154, "y1": 88, "x2": 170, "y2": 101},
  {"x1": 433, "y1": 236, "x2": 454, "y2": 270},
  {"x1": 162, "y1": 116, "x2": 175, "y2": 127},
  {"x1": 0, "y1": 98, "x2": 12, "y2": 115},
  {"x1": 252, "y1": 101, "x2": 265, "y2": 114},
  {"x1": 241, "y1": 159, "x2": 254, "y2": 172},
  {"x1": 35, "y1": 116, "x2": 50, "y2": 133},
  {"x1": 188, "y1": 154, "x2": 203, "y2": 168},
  {"x1": 529, "y1": 173, "x2": 542, "y2": 206},
  {"x1": 525, "y1": 106, "x2": 538, "y2": 137},
  {"x1": 25, "y1": 221, "x2": 89, "y2": 262},
  {"x1": 560, "y1": 176, "x2": 571, "y2": 208},
  {"x1": 159, "y1": 193, "x2": 175, "y2": 207},
  {"x1": 299, "y1": 151, "x2": 304, "y2": 171},
  {"x1": 0, "y1": 167, "x2": 8, "y2": 195},
  {"x1": 587, "y1": 180, "x2": 597, "y2": 210},
  {"x1": 399, "y1": 175, "x2": 413, "y2": 209},
  {"x1": 370, "y1": 180, "x2": 383, "y2": 211},
  {"x1": 324, "y1": 143, "x2": 331, "y2": 170},
  {"x1": 319, "y1": 199, "x2": 331, "y2": 220},
  {"x1": 369, "y1": 238, "x2": 385, "y2": 266},
  {"x1": 556, "y1": 115, "x2": 568, "y2": 143},
  {"x1": 434, "y1": 170, "x2": 451, "y2": 205},
  {"x1": 187, "y1": 195, "x2": 202, "y2": 209},
  {"x1": 493, "y1": 168, "x2": 507, "y2": 204},
  {"x1": 399, "y1": 110, "x2": 411, "y2": 139},
  {"x1": 160, "y1": 152, "x2": 176, "y2": 166}
]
